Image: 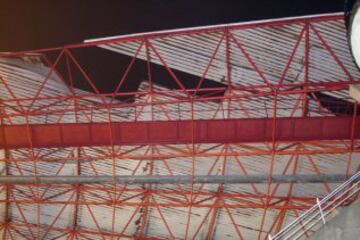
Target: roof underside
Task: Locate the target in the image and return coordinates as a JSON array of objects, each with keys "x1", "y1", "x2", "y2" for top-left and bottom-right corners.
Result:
[{"x1": 0, "y1": 12, "x2": 359, "y2": 240}]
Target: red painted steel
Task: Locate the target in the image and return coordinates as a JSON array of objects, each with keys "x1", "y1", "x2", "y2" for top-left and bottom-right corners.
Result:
[{"x1": 0, "y1": 116, "x2": 358, "y2": 148}]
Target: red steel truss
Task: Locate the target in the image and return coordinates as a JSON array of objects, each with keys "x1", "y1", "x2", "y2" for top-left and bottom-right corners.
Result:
[{"x1": 0, "y1": 13, "x2": 359, "y2": 239}]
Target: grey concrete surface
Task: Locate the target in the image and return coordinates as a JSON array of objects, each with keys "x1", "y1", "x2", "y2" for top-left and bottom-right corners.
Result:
[{"x1": 310, "y1": 198, "x2": 360, "y2": 240}]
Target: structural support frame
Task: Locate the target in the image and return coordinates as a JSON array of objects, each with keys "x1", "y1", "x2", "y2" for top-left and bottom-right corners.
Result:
[{"x1": 0, "y1": 13, "x2": 359, "y2": 240}]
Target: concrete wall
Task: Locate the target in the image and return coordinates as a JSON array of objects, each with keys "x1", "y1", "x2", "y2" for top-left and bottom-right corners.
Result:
[{"x1": 310, "y1": 198, "x2": 360, "y2": 240}]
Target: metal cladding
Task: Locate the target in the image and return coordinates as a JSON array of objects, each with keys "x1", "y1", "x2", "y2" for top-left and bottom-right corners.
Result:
[{"x1": 0, "y1": 12, "x2": 359, "y2": 240}]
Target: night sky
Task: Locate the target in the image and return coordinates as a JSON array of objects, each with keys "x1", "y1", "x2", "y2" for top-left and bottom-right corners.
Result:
[
  {"x1": 0, "y1": 0, "x2": 346, "y2": 51},
  {"x1": 0, "y1": 0, "x2": 348, "y2": 96}
]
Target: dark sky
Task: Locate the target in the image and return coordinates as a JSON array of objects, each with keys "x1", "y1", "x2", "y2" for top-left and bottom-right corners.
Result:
[{"x1": 0, "y1": 0, "x2": 345, "y2": 51}]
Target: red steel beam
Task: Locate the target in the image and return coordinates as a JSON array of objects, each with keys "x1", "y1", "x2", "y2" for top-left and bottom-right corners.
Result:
[{"x1": 0, "y1": 116, "x2": 358, "y2": 149}]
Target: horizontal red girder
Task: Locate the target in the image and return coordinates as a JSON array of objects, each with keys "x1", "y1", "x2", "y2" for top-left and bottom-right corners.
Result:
[{"x1": 0, "y1": 116, "x2": 358, "y2": 149}]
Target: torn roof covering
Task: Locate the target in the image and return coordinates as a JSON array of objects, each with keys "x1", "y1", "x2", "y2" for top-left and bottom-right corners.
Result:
[{"x1": 0, "y1": 12, "x2": 359, "y2": 240}]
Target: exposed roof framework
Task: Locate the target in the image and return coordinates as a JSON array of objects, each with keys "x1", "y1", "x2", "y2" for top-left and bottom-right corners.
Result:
[{"x1": 0, "y1": 12, "x2": 359, "y2": 239}]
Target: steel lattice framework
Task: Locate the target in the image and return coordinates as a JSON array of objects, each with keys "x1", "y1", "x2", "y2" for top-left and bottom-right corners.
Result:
[{"x1": 0, "y1": 12, "x2": 359, "y2": 239}]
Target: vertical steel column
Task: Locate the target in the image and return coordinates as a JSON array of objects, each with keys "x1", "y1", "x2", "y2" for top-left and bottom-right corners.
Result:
[
  {"x1": 184, "y1": 97, "x2": 196, "y2": 240},
  {"x1": 206, "y1": 30, "x2": 233, "y2": 239},
  {"x1": 258, "y1": 89, "x2": 278, "y2": 240},
  {"x1": 68, "y1": 148, "x2": 81, "y2": 240},
  {"x1": 302, "y1": 22, "x2": 310, "y2": 117},
  {"x1": 67, "y1": 54, "x2": 81, "y2": 240},
  {"x1": 138, "y1": 39, "x2": 153, "y2": 238},
  {"x1": 0, "y1": 104, "x2": 9, "y2": 239}
]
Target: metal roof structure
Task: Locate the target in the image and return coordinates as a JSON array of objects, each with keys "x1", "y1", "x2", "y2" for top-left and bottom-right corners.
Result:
[{"x1": 0, "y1": 12, "x2": 359, "y2": 239}]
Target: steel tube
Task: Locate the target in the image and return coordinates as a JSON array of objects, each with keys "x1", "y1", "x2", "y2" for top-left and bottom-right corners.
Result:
[{"x1": 0, "y1": 174, "x2": 352, "y2": 185}]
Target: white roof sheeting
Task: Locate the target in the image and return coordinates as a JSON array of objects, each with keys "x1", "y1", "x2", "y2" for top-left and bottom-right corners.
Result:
[{"x1": 87, "y1": 13, "x2": 360, "y2": 89}]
